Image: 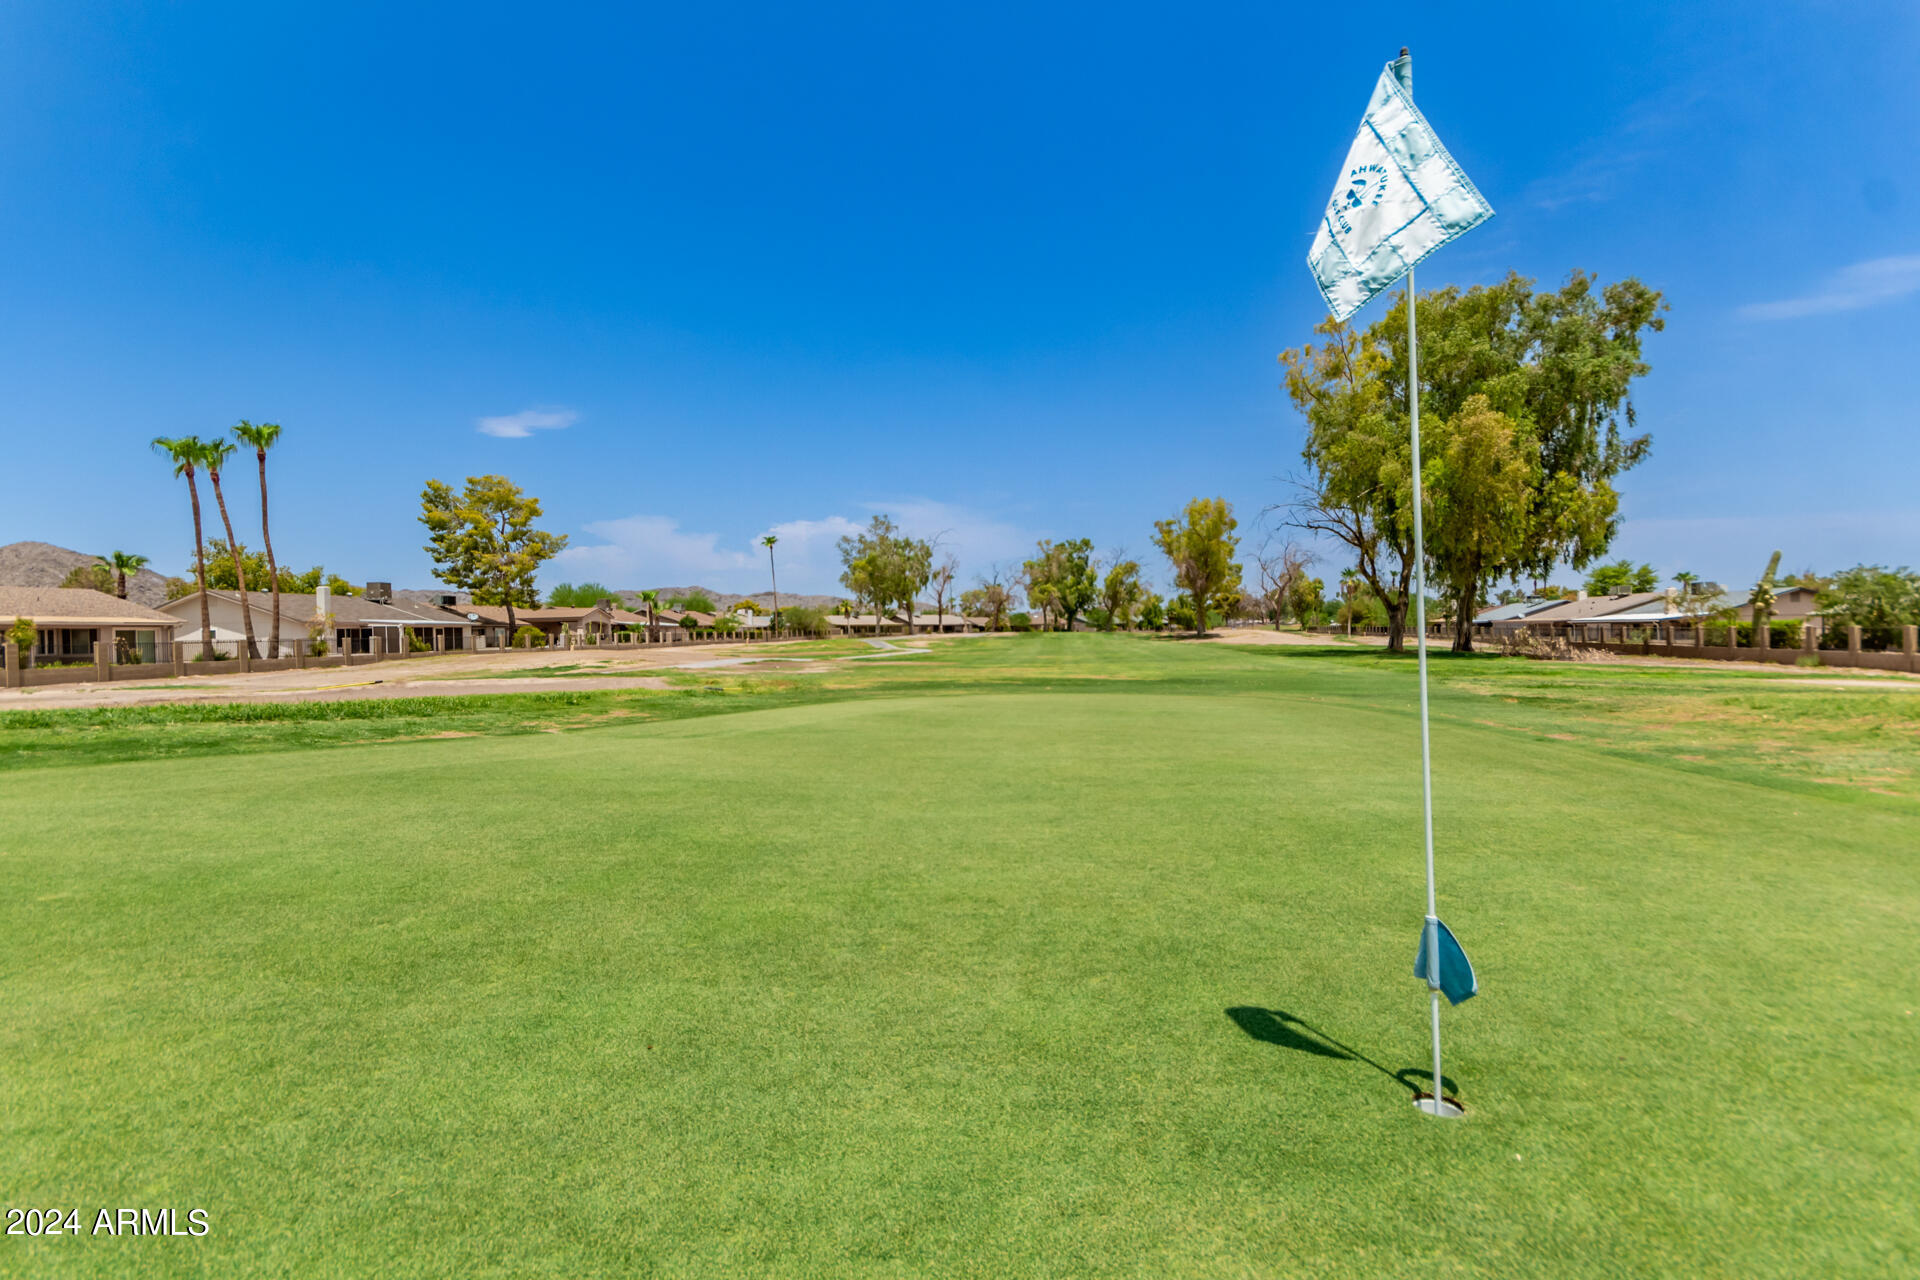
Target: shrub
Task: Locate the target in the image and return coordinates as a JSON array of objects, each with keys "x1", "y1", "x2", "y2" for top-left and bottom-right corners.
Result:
[
  {"x1": 1710, "y1": 619, "x2": 1804, "y2": 648},
  {"x1": 513, "y1": 625, "x2": 546, "y2": 649},
  {"x1": 1009, "y1": 612, "x2": 1033, "y2": 632},
  {"x1": 777, "y1": 606, "x2": 830, "y2": 637},
  {"x1": 308, "y1": 637, "x2": 329, "y2": 657},
  {"x1": 1816, "y1": 564, "x2": 1920, "y2": 651},
  {"x1": 8, "y1": 616, "x2": 35, "y2": 654},
  {"x1": 407, "y1": 628, "x2": 432, "y2": 652}
]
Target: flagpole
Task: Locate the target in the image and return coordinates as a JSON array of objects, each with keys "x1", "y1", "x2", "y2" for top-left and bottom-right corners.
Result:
[{"x1": 1400, "y1": 46, "x2": 1457, "y2": 1120}]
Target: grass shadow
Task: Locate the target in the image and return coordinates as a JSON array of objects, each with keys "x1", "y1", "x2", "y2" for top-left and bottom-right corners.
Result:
[{"x1": 1225, "y1": 1006, "x2": 1457, "y2": 1097}]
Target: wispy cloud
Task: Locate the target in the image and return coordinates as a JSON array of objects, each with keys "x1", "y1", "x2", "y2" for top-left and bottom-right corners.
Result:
[
  {"x1": 1523, "y1": 85, "x2": 1706, "y2": 212},
  {"x1": 1738, "y1": 255, "x2": 1920, "y2": 320},
  {"x1": 476, "y1": 407, "x2": 578, "y2": 438}
]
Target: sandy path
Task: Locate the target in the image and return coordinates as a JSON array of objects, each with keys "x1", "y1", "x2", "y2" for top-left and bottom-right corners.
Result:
[{"x1": 1, "y1": 643, "x2": 746, "y2": 710}]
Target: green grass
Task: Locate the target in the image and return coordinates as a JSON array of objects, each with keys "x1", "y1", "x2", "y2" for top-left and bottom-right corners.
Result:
[{"x1": 2, "y1": 636, "x2": 1915, "y2": 1277}]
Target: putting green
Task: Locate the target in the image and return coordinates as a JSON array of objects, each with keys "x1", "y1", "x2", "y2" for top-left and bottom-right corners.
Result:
[{"x1": 3, "y1": 647, "x2": 1914, "y2": 1277}]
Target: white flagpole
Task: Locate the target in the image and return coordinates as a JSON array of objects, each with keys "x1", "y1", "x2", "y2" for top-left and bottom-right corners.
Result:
[{"x1": 1400, "y1": 46, "x2": 1455, "y2": 1119}]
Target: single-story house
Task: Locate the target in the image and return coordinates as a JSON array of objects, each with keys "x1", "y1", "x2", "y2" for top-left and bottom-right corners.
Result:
[
  {"x1": 0, "y1": 587, "x2": 181, "y2": 665},
  {"x1": 460, "y1": 602, "x2": 618, "y2": 646},
  {"x1": 160, "y1": 586, "x2": 481, "y2": 656},
  {"x1": 1486, "y1": 584, "x2": 1827, "y2": 644}
]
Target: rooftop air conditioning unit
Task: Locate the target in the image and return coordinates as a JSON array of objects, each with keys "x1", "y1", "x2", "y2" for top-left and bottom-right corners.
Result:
[
  {"x1": 433, "y1": 594, "x2": 457, "y2": 607},
  {"x1": 364, "y1": 582, "x2": 392, "y2": 604}
]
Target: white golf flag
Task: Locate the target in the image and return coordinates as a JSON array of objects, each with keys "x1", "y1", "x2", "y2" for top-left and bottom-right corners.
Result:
[{"x1": 1308, "y1": 62, "x2": 1493, "y2": 321}]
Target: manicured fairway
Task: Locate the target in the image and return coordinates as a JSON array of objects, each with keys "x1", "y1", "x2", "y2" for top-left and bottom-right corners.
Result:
[{"x1": 3, "y1": 637, "x2": 1915, "y2": 1277}]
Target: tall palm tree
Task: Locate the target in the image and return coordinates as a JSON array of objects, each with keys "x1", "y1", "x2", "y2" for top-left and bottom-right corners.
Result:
[
  {"x1": 200, "y1": 439, "x2": 261, "y2": 660},
  {"x1": 99, "y1": 551, "x2": 149, "y2": 600},
  {"x1": 639, "y1": 589, "x2": 661, "y2": 642},
  {"x1": 153, "y1": 435, "x2": 217, "y2": 660},
  {"x1": 232, "y1": 420, "x2": 284, "y2": 657},
  {"x1": 760, "y1": 534, "x2": 780, "y2": 636}
]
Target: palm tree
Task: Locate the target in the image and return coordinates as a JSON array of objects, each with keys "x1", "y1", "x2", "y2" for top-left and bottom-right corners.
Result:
[
  {"x1": 153, "y1": 436, "x2": 217, "y2": 660},
  {"x1": 99, "y1": 550, "x2": 149, "y2": 600},
  {"x1": 1339, "y1": 566, "x2": 1360, "y2": 637},
  {"x1": 760, "y1": 534, "x2": 780, "y2": 637},
  {"x1": 232, "y1": 420, "x2": 284, "y2": 657},
  {"x1": 200, "y1": 439, "x2": 261, "y2": 660},
  {"x1": 639, "y1": 589, "x2": 661, "y2": 641}
]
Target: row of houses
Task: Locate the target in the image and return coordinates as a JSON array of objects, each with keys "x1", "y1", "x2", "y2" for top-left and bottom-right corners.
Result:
[
  {"x1": 0, "y1": 582, "x2": 988, "y2": 666},
  {"x1": 1472, "y1": 584, "x2": 1823, "y2": 641}
]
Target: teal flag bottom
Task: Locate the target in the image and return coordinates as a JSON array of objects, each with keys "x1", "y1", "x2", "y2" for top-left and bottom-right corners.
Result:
[{"x1": 1414, "y1": 917, "x2": 1477, "y2": 1006}]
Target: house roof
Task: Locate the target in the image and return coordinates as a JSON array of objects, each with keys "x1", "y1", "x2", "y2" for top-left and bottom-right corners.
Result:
[
  {"x1": 157, "y1": 590, "x2": 467, "y2": 627},
  {"x1": 0, "y1": 587, "x2": 181, "y2": 627},
  {"x1": 1514, "y1": 592, "x2": 1670, "y2": 624},
  {"x1": 1473, "y1": 598, "x2": 1567, "y2": 624},
  {"x1": 456, "y1": 604, "x2": 610, "y2": 626}
]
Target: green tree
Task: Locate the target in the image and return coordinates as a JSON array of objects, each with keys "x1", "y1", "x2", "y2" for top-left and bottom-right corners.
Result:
[
  {"x1": 1024, "y1": 538, "x2": 1097, "y2": 632},
  {"x1": 1282, "y1": 272, "x2": 1664, "y2": 653},
  {"x1": 199, "y1": 439, "x2": 261, "y2": 659},
  {"x1": 1817, "y1": 565, "x2": 1920, "y2": 650},
  {"x1": 152, "y1": 435, "x2": 217, "y2": 660},
  {"x1": 546, "y1": 581, "x2": 617, "y2": 608},
  {"x1": 420, "y1": 475, "x2": 569, "y2": 638},
  {"x1": 60, "y1": 562, "x2": 116, "y2": 594},
  {"x1": 837, "y1": 515, "x2": 930, "y2": 633},
  {"x1": 1097, "y1": 557, "x2": 1144, "y2": 631},
  {"x1": 777, "y1": 605, "x2": 830, "y2": 637},
  {"x1": 669, "y1": 592, "x2": 717, "y2": 614},
  {"x1": 961, "y1": 567, "x2": 1015, "y2": 631},
  {"x1": 1584, "y1": 559, "x2": 1658, "y2": 595},
  {"x1": 1152, "y1": 498, "x2": 1242, "y2": 638},
  {"x1": 1423, "y1": 394, "x2": 1539, "y2": 650},
  {"x1": 1137, "y1": 592, "x2": 1166, "y2": 630},
  {"x1": 232, "y1": 420, "x2": 285, "y2": 656},
  {"x1": 1288, "y1": 575, "x2": 1325, "y2": 628},
  {"x1": 638, "y1": 589, "x2": 662, "y2": 640}
]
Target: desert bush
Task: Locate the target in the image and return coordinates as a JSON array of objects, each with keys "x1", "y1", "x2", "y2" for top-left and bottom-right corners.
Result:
[{"x1": 513, "y1": 625, "x2": 546, "y2": 649}]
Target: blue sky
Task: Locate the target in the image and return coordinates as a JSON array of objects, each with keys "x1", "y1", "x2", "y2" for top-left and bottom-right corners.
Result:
[{"x1": 2, "y1": 2, "x2": 1915, "y2": 596}]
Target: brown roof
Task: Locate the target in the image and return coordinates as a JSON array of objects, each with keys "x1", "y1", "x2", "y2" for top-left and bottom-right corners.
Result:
[
  {"x1": 1518, "y1": 592, "x2": 1668, "y2": 624},
  {"x1": 0, "y1": 587, "x2": 180, "y2": 627},
  {"x1": 463, "y1": 604, "x2": 611, "y2": 625},
  {"x1": 157, "y1": 590, "x2": 466, "y2": 628}
]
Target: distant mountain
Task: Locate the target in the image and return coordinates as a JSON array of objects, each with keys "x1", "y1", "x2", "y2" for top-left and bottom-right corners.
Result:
[{"x1": 0, "y1": 541, "x2": 176, "y2": 607}]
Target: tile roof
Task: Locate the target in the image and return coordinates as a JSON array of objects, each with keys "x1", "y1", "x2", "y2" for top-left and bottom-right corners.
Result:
[{"x1": 0, "y1": 587, "x2": 181, "y2": 625}]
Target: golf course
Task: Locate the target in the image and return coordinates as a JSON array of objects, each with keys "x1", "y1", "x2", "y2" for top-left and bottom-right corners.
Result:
[{"x1": 4, "y1": 634, "x2": 1916, "y2": 1277}]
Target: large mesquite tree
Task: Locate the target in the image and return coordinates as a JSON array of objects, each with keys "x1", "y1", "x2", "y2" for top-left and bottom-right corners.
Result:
[{"x1": 1282, "y1": 271, "x2": 1664, "y2": 652}]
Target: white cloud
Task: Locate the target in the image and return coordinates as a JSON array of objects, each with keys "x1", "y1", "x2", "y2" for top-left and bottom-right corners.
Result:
[
  {"x1": 476, "y1": 407, "x2": 579, "y2": 438},
  {"x1": 549, "y1": 501, "x2": 1044, "y2": 595},
  {"x1": 552, "y1": 515, "x2": 756, "y2": 587},
  {"x1": 862, "y1": 498, "x2": 1033, "y2": 570},
  {"x1": 1738, "y1": 255, "x2": 1920, "y2": 320}
]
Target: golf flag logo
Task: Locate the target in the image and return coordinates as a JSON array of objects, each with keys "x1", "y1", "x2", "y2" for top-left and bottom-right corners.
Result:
[
  {"x1": 1414, "y1": 917, "x2": 1477, "y2": 1006},
  {"x1": 1307, "y1": 62, "x2": 1494, "y2": 321}
]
